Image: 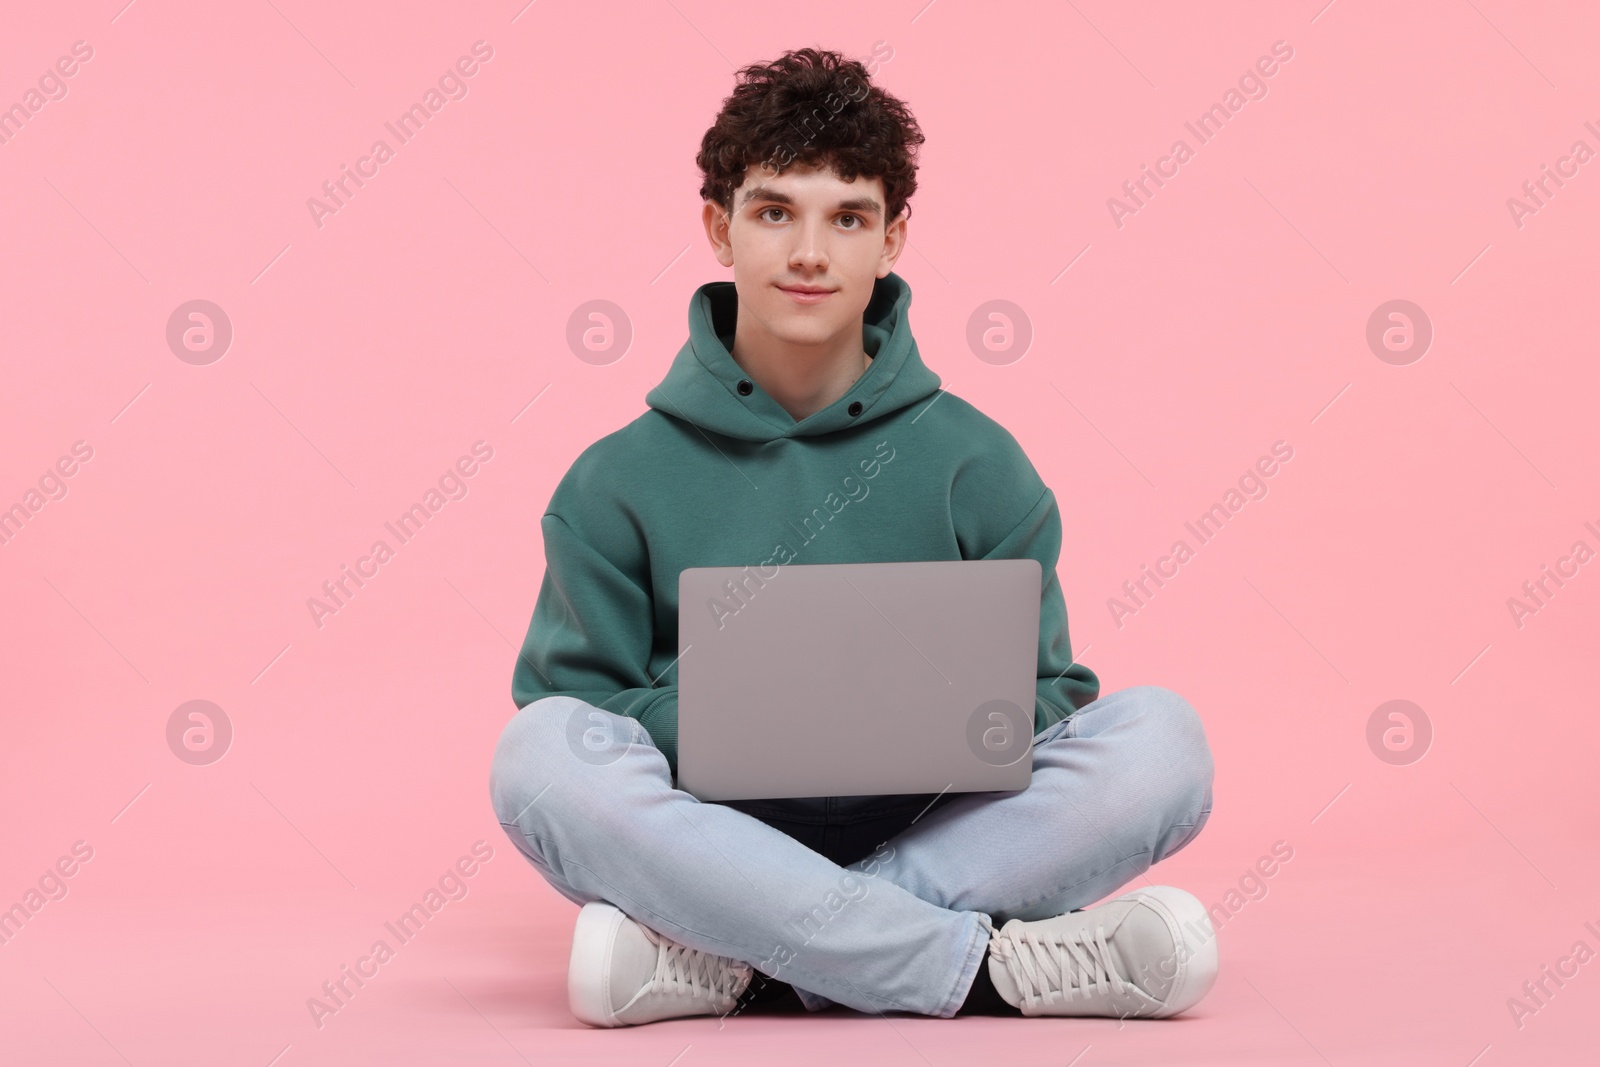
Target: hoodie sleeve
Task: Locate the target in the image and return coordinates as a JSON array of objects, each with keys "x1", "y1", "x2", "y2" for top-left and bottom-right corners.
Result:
[
  {"x1": 511, "y1": 511, "x2": 682, "y2": 770},
  {"x1": 978, "y1": 486, "x2": 1101, "y2": 734}
]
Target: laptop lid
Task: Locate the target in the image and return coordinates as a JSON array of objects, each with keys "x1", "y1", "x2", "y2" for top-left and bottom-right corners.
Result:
[{"x1": 676, "y1": 558, "x2": 1041, "y2": 801}]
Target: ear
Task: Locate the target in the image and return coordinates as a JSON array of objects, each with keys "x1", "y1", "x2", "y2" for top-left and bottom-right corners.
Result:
[
  {"x1": 878, "y1": 209, "x2": 907, "y2": 277},
  {"x1": 703, "y1": 200, "x2": 736, "y2": 268}
]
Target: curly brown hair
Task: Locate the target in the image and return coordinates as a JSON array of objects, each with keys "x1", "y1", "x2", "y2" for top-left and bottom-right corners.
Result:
[{"x1": 697, "y1": 46, "x2": 925, "y2": 224}]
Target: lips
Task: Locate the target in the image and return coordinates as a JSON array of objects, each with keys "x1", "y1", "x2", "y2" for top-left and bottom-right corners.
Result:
[{"x1": 777, "y1": 283, "x2": 835, "y2": 302}]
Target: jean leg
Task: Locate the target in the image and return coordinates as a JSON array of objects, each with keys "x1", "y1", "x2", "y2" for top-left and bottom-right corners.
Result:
[
  {"x1": 862, "y1": 685, "x2": 1215, "y2": 924},
  {"x1": 488, "y1": 696, "x2": 993, "y2": 1017},
  {"x1": 719, "y1": 797, "x2": 973, "y2": 1014}
]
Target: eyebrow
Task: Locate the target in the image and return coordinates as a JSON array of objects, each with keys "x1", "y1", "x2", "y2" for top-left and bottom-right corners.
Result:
[{"x1": 738, "y1": 185, "x2": 883, "y2": 218}]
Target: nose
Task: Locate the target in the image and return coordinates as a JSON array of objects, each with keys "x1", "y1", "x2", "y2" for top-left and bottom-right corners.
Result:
[{"x1": 790, "y1": 219, "x2": 829, "y2": 271}]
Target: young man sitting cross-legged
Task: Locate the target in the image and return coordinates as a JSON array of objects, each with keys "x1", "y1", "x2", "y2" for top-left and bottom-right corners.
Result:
[{"x1": 489, "y1": 46, "x2": 1218, "y2": 1026}]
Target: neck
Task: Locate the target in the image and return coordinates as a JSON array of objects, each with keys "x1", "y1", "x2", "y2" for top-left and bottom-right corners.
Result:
[{"x1": 730, "y1": 321, "x2": 872, "y2": 423}]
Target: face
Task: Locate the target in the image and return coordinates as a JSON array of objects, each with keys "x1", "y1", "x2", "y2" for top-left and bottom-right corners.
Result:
[{"x1": 702, "y1": 160, "x2": 906, "y2": 350}]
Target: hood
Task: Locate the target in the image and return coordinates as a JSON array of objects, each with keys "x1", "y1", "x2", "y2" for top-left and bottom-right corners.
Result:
[{"x1": 644, "y1": 271, "x2": 942, "y2": 442}]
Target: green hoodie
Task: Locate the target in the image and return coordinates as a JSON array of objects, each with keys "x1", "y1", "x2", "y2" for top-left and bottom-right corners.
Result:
[{"x1": 512, "y1": 271, "x2": 1099, "y2": 776}]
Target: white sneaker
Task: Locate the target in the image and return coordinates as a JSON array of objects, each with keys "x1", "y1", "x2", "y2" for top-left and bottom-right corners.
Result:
[
  {"x1": 986, "y1": 886, "x2": 1218, "y2": 1018},
  {"x1": 567, "y1": 902, "x2": 754, "y2": 1027}
]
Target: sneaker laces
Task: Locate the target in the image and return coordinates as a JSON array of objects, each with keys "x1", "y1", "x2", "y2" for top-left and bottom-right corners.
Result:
[
  {"x1": 999, "y1": 923, "x2": 1125, "y2": 1007},
  {"x1": 643, "y1": 927, "x2": 752, "y2": 1002}
]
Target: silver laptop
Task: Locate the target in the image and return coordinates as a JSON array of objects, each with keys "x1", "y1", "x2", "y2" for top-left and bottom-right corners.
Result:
[{"x1": 676, "y1": 559, "x2": 1041, "y2": 801}]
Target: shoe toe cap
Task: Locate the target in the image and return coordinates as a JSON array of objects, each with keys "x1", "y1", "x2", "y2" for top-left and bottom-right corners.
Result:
[{"x1": 1118, "y1": 887, "x2": 1219, "y2": 1016}]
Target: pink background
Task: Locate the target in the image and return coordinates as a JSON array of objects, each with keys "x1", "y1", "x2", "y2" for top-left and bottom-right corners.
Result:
[{"x1": 3, "y1": 2, "x2": 1597, "y2": 1063}]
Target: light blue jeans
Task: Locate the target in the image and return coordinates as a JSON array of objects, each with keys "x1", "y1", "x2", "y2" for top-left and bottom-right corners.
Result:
[{"x1": 489, "y1": 685, "x2": 1213, "y2": 1018}]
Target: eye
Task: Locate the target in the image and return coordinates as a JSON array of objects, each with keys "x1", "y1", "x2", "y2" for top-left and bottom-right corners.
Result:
[
  {"x1": 839, "y1": 214, "x2": 862, "y2": 229},
  {"x1": 760, "y1": 207, "x2": 787, "y2": 222}
]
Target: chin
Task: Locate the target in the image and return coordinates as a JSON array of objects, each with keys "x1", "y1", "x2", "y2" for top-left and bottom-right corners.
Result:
[{"x1": 765, "y1": 310, "x2": 844, "y2": 344}]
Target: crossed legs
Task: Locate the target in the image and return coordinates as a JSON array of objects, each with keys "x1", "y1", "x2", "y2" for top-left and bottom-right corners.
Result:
[{"x1": 489, "y1": 685, "x2": 1213, "y2": 1017}]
